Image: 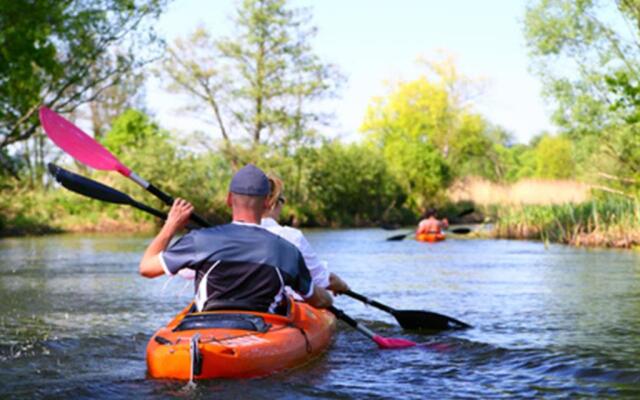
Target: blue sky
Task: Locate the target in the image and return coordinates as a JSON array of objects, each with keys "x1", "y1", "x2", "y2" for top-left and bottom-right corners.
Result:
[{"x1": 148, "y1": 0, "x2": 554, "y2": 144}]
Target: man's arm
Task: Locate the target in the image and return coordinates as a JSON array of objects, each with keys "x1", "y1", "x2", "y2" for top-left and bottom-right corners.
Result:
[
  {"x1": 305, "y1": 285, "x2": 333, "y2": 309},
  {"x1": 139, "y1": 199, "x2": 193, "y2": 278},
  {"x1": 327, "y1": 272, "x2": 350, "y2": 295}
]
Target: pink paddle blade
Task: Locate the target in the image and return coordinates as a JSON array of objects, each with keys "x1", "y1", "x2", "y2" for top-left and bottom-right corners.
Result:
[
  {"x1": 373, "y1": 335, "x2": 417, "y2": 349},
  {"x1": 39, "y1": 107, "x2": 131, "y2": 176}
]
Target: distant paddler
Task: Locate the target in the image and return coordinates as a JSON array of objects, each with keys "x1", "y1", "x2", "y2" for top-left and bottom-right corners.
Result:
[{"x1": 415, "y1": 208, "x2": 448, "y2": 242}]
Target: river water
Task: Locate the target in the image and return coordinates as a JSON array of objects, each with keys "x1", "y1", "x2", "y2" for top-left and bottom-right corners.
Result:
[{"x1": 1, "y1": 229, "x2": 639, "y2": 399}]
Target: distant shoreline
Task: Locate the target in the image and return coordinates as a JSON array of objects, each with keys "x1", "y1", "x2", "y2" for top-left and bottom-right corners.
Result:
[{"x1": 3, "y1": 219, "x2": 639, "y2": 250}]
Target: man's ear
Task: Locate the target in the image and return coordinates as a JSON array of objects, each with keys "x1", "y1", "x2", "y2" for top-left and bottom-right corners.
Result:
[{"x1": 226, "y1": 192, "x2": 233, "y2": 207}]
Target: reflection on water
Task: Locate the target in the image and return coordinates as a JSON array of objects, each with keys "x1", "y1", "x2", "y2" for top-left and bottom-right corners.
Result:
[{"x1": 1, "y1": 231, "x2": 639, "y2": 398}]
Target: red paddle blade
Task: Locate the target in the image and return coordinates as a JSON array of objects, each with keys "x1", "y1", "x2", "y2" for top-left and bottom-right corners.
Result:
[
  {"x1": 373, "y1": 335, "x2": 417, "y2": 349},
  {"x1": 39, "y1": 107, "x2": 131, "y2": 176}
]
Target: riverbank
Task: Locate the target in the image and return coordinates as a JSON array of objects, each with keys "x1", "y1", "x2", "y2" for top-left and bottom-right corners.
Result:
[
  {"x1": 3, "y1": 184, "x2": 639, "y2": 250},
  {"x1": 0, "y1": 214, "x2": 158, "y2": 238},
  {"x1": 0, "y1": 187, "x2": 159, "y2": 238},
  {"x1": 448, "y1": 177, "x2": 640, "y2": 249},
  {"x1": 487, "y1": 199, "x2": 640, "y2": 249}
]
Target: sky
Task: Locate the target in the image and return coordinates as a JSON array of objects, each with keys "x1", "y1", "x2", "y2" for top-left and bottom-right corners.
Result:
[{"x1": 147, "y1": 0, "x2": 554, "y2": 144}]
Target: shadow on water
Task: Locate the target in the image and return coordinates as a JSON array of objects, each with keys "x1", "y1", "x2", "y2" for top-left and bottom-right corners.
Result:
[{"x1": 1, "y1": 232, "x2": 640, "y2": 399}]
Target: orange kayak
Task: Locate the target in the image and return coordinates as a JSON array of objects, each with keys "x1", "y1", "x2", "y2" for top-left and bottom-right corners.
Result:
[
  {"x1": 146, "y1": 300, "x2": 336, "y2": 380},
  {"x1": 416, "y1": 232, "x2": 446, "y2": 243}
]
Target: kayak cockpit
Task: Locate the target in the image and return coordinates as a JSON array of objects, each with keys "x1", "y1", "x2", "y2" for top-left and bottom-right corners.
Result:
[{"x1": 174, "y1": 313, "x2": 270, "y2": 333}]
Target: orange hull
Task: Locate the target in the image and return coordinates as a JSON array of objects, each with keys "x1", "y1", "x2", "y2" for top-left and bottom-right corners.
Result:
[
  {"x1": 146, "y1": 301, "x2": 336, "y2": 380},
  {"x1": 416, "y1": 233, "x2": 446, "y2": 242}
]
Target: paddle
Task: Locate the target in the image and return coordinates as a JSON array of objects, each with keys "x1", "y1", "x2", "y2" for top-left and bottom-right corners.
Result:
[
  {"x1": 386, "y1": 232, "x2": 412, "y2": 241},
  {"x1": 48, "y1": 164, "x2": 168, "y2": 220},
  {"x1": 386, "y1": 226, "x2": 472, "y2": 241},
  {"x1": 344, "y1": 290, "x2": 471, "y2": 331},
  {"x1": 48, "y1": 165, "x2": 419, "y2": 350},
  {"x1": 328, "y1": 306, "x2": 416, "y2": 349},
  {"x1": 39, "y1": 107, "x2": 210, "y2": 227}
]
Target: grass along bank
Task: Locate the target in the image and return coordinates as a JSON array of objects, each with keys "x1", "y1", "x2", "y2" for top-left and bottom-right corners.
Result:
[
  {"x1": 0, "y1": 185, "x2": 159, "y2": 237},
  {"x1": 488, "y1": 198, "x2": 640, "y2": 248}
]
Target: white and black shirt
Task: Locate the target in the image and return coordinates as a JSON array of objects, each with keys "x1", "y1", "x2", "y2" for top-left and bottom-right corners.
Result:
[{"x1": 160, "y1": 222, "x2": 314, "y2": 312}]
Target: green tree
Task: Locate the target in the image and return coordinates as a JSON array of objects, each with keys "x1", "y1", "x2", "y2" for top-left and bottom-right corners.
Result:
[
  {"x1": 524, "y1": 0, "x2": 640, "y2": 180},
  {"x1": 158, "y1": 28, "x2": 233, "y2": 149},
  {"x1": 303, "y1": 142, "x2": 403, "y2": 226},
  {"x1": 87, "y1": 68, "x2": 147, "y2": 140},
  {"x1": 449, "y1": 114, "x2": 502, "y2": 180},
  {"x1": 0, "y1": 0, "x2": 166, "y2": 173},
  {"x1": 160, "y1": 0, "x2": 342, "y2": 158},
  {"x1": 102, "y1": 109, "x2": 168, "y2": 152},
  {"x1": 496, "y1": 143, "x2": 537, "y2": 182},
  {"x1": 533, "y1": 134, "x2": 575, "y2": 179},
  {"x1": 361, "y1": 57, "x2": 499, "y2": 209}
]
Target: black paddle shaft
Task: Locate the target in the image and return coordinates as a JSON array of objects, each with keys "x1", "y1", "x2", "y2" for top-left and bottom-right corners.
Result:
[
  {"x1": 344, "y1": 290, "x2": 396, "y2": 313},
  {"x1": 328, "y1": 306, "x2": 380, "y2": 341},
  {"x1": 146, "y1": 183, "x2": 211, "y2": 228},
  {"x1": 328, "y1": 306, "x2": 358, "y2": 327}
]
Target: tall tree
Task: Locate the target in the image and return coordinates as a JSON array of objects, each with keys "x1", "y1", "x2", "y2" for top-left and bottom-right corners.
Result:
[
  {"x1": 159, "y1": 27, "x2": 233, "y2": 149},
  {"x1": 0, "y1": 0, "x2": 166, "y2": 174},
  {"x1": 161, "y1": 0, "x2": 342, "y2": 157},
  {"x1": 87, "y1": 68, "x2": 147, "y2": 140},
  {"x1": 524, "y1": 0, "x2": 640, "y2": 179},
  {"x1": 533, "y1": 134, "x2": 575, "y2": 179},
  {"x1": 360, "y1": 57, "x2": 500, "y2": 209}
]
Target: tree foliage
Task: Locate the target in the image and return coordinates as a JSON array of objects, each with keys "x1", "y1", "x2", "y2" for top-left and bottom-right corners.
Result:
[
  {"x1": 524, "y1": 0, "x2": 640, "y2": 180},
  {"x1": 160, "y1": 0, "x2": 342, "y2": 159},
  {"x1": 360, "y1": 57, "x2": 505, "y2": 210},
  {"x1": 495, "y1": 143, "x2": 537, "y2": 182},
  {"x1": 158, "y1": 28, "x2": 232, "y2": 146},
  {"x1": 87, "y1": 68, "x2": 147, "y2": 140},
  {"x1": 303, "y1": 142, "x2": 404, "y2": 226},
  {"x1": 0, "y1": 0, "x2": 166, "y2": 171},
  {"x1": 102, "y1": 109, "x2": 167, "y2": 153},
  {"x1": 533, "y1": 134, "x2": 575, "y2": 179}
]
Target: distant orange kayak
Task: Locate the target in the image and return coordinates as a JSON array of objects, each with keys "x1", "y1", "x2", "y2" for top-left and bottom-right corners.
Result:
[
  {"x1": 416, "y1": 232, "x2": 446, "y2": 243},
  {"x1": 147, "y1": 300, "x2": 336, "y2": 380}
]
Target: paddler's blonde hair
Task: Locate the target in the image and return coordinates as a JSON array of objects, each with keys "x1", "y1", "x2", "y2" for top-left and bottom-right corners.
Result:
[{"x1": 267, "y1": 175, "x2": 285, "y2": 210}]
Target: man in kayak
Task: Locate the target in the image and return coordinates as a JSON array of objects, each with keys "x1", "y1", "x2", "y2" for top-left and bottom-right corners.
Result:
[
  {"x1": 416, "y1": 208, "x2": 449, "y2": 236},
  {"x1": 138, "y1": 164, "x2": 333, "y2": 313},
  {"x1": 261, "y1": 175, "x2": 350, "y2": 296}
]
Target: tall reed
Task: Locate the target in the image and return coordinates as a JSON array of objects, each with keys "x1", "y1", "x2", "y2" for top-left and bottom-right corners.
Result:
[{"x1": 491, "y1": 197, "x2": 640, "y2": 248}]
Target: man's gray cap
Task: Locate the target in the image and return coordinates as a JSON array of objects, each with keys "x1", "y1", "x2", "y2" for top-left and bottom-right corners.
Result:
[{"x1": 229, "y1": 164, "x2": 269, "y2": 196}]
